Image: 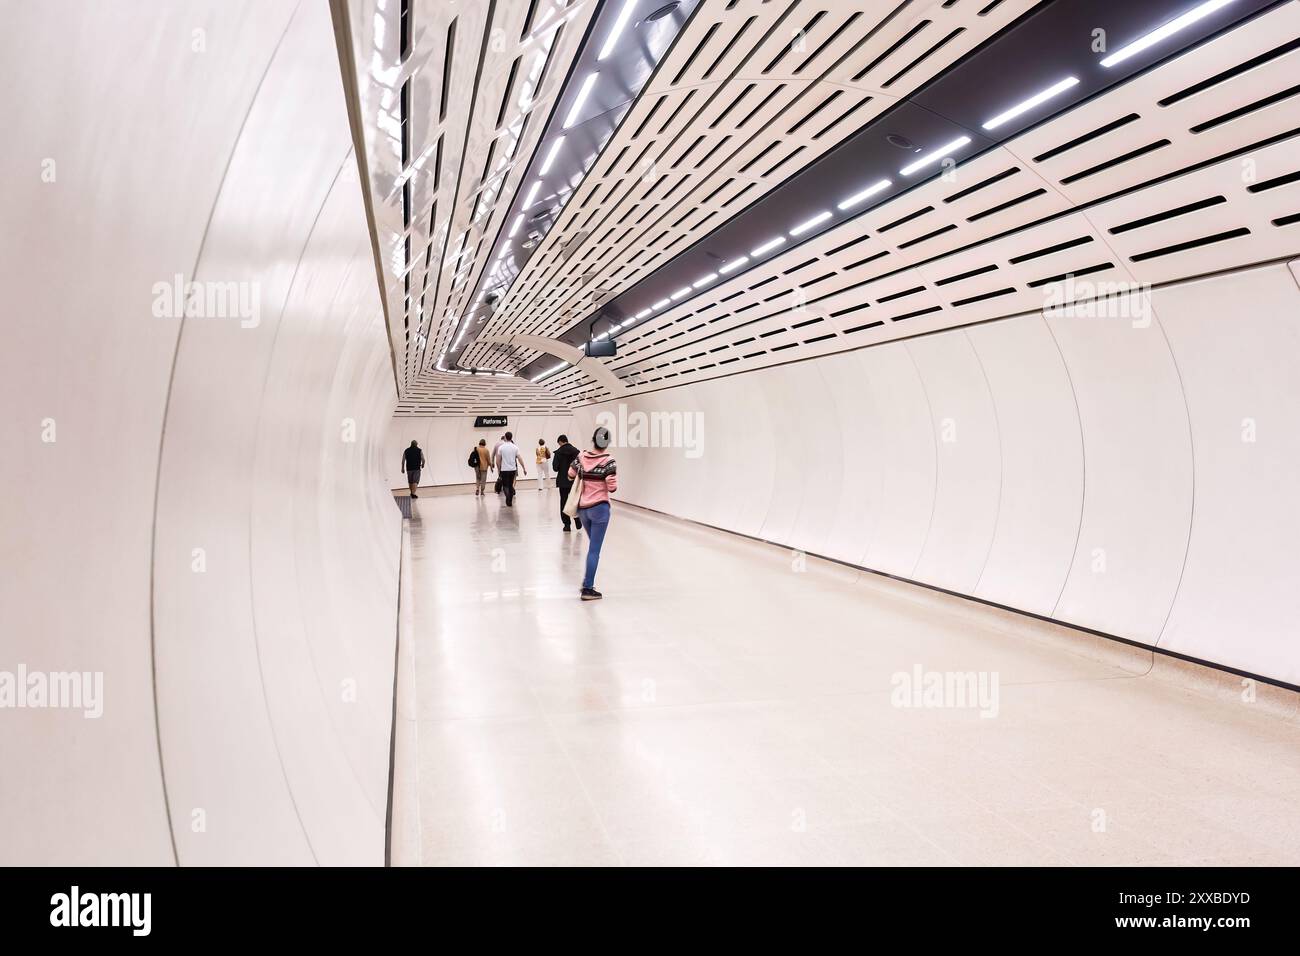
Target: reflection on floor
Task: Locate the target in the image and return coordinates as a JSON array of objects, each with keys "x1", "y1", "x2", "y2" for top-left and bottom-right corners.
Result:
[{"x1": 391, "y1": 486, "x2": 1300, "y2": 866}]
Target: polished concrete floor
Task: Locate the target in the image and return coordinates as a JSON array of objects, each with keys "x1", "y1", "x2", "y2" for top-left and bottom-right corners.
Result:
[{"x1": 392, "y1": 484, "x2": 1300, "y2": 866}]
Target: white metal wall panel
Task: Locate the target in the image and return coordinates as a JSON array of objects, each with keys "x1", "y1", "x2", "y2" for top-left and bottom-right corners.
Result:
[{"x1": 1156, "y1": 264, "x2": 1300, "y2": 685}]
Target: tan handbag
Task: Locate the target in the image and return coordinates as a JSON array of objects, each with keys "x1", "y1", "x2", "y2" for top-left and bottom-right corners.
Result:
[{"x1": 563, "y1": 467, "x2": 582, "y2": 518}]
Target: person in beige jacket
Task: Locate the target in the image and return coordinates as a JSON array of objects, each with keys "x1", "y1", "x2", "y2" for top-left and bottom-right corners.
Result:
[
  {"x1": 534, "y1": 439, "x2": 552, "y2": 491},
  {"x1": 473, "y1": 439, "x2": 492, "y2": 496}
]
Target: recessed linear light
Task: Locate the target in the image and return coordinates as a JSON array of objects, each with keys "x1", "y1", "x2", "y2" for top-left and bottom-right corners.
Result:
[
  {"x1": 670, "y1": 287, "x2": 691, "y2": 300},
  {"x1": 539, "y1": 136, "x2": 565, "y2": 175},
  {"x1": 523, "y1": 181, "x2": 542, "y2": 208},
  {"x1": 899, "y1": 135, "x2": 972, "y2": 176},
  {"x1": 693, "y1": 273, "x2": 718, "y2": 288},
  {"x1": 718, "y1": 255, "x2": 749, "y2": 274},
  {"x1": 837, "y1": 178, "x2": 892, "y2": 211},
  {"x1": 598, "y1": 0, "x2": 639, "y2": 60},
  {"x1": 751, "y1": 236, "x2": 786, "y2": 257},
  {"x1": 1101, "y1": 0, "x2": 1235, "y2": 68},
  {"x1": 982, "y1": 76, "x2": 1079, "y2": 130},
  {"x1": 563, "y1": 72, "x2": 600, "y2": 129},
  {"x1": 635, "y1": 308, "x2": 652, "y2": 319},
  {"x1": 790, "y1": 210, "x2": 832, "y2": 236},
  {"x1": 652, "y1": 298, "x2": 671, "y2": 310}
]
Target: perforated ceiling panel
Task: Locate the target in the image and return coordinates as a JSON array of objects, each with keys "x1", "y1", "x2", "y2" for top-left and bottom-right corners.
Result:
[
  {"x1": 394, "y1": 370, "x2": 572, "y2": 416},
  {"x1": 544, "y1": 0, "x2": 1300, "y2": 400},
  {"x1": 347, "y1": 0, "x2": 597, "y2": 393},
  {"x1": 461, "y1": 0, "x2": 1041, "y2": 373}
]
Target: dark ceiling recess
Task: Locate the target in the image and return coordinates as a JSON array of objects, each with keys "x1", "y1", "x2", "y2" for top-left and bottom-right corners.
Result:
[{"x1": 522, "y1": 0, "x2": 1283, "y2": 380}]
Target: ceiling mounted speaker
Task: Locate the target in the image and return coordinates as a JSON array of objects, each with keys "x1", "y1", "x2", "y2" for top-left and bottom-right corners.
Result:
[
  {"x1": 886, "y1": 133, "x2": 920, "y2": 152},
  {"x1": 644, "y1": 2, "x2": 680, "y2": 23}
]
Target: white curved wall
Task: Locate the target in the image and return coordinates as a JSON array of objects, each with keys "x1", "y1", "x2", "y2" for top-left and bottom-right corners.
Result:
[
  {"x1": 0, "y1": 2, "x2": 400, "y2": 864},
  {"x1": 581, "y1": 262, "x2": 1300, "y2": 687},
  {"x1": 386, "y1": 415, "x2": 577, "y2": 489}
]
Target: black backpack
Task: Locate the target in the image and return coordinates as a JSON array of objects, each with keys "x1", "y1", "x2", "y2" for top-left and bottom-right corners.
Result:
[{"x1": 467, "y1": 449, "x2": 479, "y2": 468}]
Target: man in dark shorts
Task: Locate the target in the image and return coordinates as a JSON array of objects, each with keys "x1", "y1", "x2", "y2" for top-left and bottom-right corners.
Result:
[{"x1": 402, "y1": 440, "x2": 425, "y2": 498}]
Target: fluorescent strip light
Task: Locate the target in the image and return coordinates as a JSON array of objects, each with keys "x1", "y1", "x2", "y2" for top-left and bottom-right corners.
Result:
[
  {"x1": 982, "y1": 76, "x2": 1079, "y2": 130},
  {"x1": 693, "y1": 273, "x2": 718, "y2": 288},
  {"x1": 635, "y1": 309, "x2": 652, "y2": 319},
  {"x1": 531, "y1": 362, "x2": 567, "y2": 383},
  {"x1": 751, "y1": 236, "x2": 786, "y2": 257},
  {"x1": 790, "y1": 210, "x2": 832, "y2": 236},
  {"x1": 652, "y1": 299, "x2": 671, "y2": 310},
  {"x1": 670, "y1": 287, "x2": 691, "y2": 300},
  {"x1": 718, "y1": 255, "x2": 749, "y2": 274},
  {"x1": 523, "y1": 181, "x2": 542, "y2": 208},
  {"x1": 837, "y1": 178, "x2": 892, "y2": 211},
  {"x1": 1101, "y1": 0, "x2": 1235, "y2": 68},
  {"x1": 539, "y1": 136, "x2": 565, "y2": 175},
  {"x1": 563, "y1": 72, "x2": 600, "y2": 129},
  {"x1": 598, "y1": 0, "x2": 639, "y2": 61},
  {"x1": 899, "y1": 135, "x2": 971, "y2": 176}
]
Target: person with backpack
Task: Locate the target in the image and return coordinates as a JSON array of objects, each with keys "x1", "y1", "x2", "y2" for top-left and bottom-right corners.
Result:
[
  {"x1": 401, "y1": 440, "x2": 425, "y2": 499},
  {"x1": 568, "y1": 426, "x2": 618, "y2": 600},
  {"x1": 469, "y1": 438, "x2": 492, "y2": 496},
  {"x1": 551, "y1": 435, "x2": 581, "y2": 532},
  {"x1": 535, "y1": 439, "x2": 552, "y2": 491}
]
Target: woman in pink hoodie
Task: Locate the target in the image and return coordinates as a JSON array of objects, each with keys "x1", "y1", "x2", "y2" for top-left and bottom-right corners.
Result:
[{"x1": 568, "y1": 426, "x2": 619, "y2": 601}]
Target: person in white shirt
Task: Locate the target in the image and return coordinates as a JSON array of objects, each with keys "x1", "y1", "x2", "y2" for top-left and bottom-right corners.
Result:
[{"x1": 494, "y1": 431, "x2": 527, "y2": 507}]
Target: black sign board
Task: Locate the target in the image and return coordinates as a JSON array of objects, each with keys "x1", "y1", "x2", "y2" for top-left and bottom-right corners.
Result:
[{"x1": 474, "y1": 415, "x2": 507, "y2": 428}]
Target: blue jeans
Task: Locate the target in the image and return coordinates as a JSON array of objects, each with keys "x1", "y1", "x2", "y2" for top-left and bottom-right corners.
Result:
[{"x1": 578, "y1": 502, "x2": 610, "y2": 590}]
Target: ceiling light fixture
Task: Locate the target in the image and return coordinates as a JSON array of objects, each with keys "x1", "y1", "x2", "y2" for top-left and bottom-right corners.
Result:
[
  {"x1": 598, "y1": 0, "x2": 639, "y2": 60},
  {"x1": 899, "y1": 135, "x2": 971, "y2": 176},
  {"x1": 751, "y1": 236, "x2": 786, "y2": 257},
  {"x1": 523, "y1": 181, "x2": 542, "y2": 208},
  {"x1": 508, "y1": 213, "x2": 524, "y2": 237},
  {"x1": 670, "y1": 286, "x2": 691, "y2": 300},
  {"x1": 692, "y1": 273, "x2": 718, "y2": 288},
  {"x1": 563, "y1": 72, "x2": 600, "y2": 129},
  {"x1": 718, "y1": 255, "x2": 749, "y2": 274},
  {"x1": 837, "y1": 178, "x2": 892, "y2": 211},
  {"x1": 1100, "y1": 0, "x2": 1235, "y2": 67},
  {"x1": 539, "y1": 136, "x2": 566, "y2": 174},
  {"x1": 982, "y1": 76, "x2": 1079, "y2": 130},
  {"x1": 790, "y1": 210, "x2": 832, "y2": 236}
]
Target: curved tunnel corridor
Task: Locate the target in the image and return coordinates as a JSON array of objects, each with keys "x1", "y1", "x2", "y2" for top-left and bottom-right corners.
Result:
[{"x1": 3, "y1": 0, "x2": 1300, "y2": 878}]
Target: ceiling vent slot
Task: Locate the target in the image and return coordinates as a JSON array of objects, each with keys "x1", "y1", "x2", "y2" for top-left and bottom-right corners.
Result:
[
  {"x1": 1033, "y1": 114, "x2": 1140, "y2": 163},
  {"x1": 1129, "y1": 228, "x2": 1251, "y2": 262},
  {"x1": 882, "y1": 28, "x2": 964, "y2": 89},
  {"x1": 1060, "y1": 139, "x2": 1171, "y2": 185},
  {"x1": 703, "y1": 17, "x2": 759, "y2": 81},
  {"x1": 1159, "y1": 36, "x2": 1300, "y2": 107},
  {"x1": 1108, "y1": 195, "x2": 1227, "y2": 234}
]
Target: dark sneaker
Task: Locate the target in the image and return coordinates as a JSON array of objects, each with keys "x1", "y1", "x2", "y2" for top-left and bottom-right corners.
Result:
[
  {"x1": 411, "y1": 493, "x2": 418, "y2": 499},
  {"x1": 562, "y1": 527, "x2": 571, "y2": 533},
  {"x1": 580, "y1": 588, "x2": 603, "y2": 601}
]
